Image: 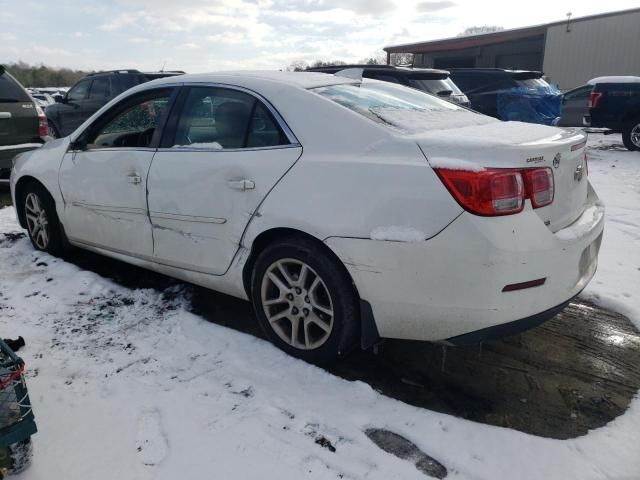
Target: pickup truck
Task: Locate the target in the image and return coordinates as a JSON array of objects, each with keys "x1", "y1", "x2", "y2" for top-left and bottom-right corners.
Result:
[{"x1": 585, "y1": 76, "x2": 640, "y2": 151}]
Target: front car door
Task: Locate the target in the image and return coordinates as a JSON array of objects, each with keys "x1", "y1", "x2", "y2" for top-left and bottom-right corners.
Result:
[
  {"x1": 59, "y1": 87, "x2": 176, "y2": 257},
  {"x1": 558, "y1": 85, "x2": 591, "y2": 126},
  {"x1": 147, "y1": 85, "x2": 302, "y2": 275},
  {"x1": 57, "y1": 78, "x2": 91, "y2": 135}
]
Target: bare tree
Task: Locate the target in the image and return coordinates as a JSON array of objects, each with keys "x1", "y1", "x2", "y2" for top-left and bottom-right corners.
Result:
[
  {"x1": 457, "y1": 26, "x2": 504, "y2": 37},
  {"x1": 389, "y1": 53, "x2": 414, "y2": 66}
]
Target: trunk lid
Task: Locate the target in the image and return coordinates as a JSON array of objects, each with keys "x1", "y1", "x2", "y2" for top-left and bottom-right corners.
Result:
[{"x1": 414, "y1": 120, "x2": 589, "y2": 232}]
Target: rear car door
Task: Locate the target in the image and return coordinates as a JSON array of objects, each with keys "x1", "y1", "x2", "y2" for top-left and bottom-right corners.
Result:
[
  {"x1": 59, "y1": 87, "x2": 176, "y2": 257},
  {"x1": 147, "y1": 85, "x2": 302, "y2": 275}
]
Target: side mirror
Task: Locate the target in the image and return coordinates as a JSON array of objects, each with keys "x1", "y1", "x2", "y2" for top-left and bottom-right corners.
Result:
[
  {"x1": 54, "y1": 96, "x2": 64, "y2": 103},
  {"x1": 69, "y1": 136, "x2": 87, "y2": 151}
]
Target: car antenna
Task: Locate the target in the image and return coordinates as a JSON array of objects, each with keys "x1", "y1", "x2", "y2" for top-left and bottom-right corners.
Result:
[
  {"x1": 334, "y1": 68, "x2": 363, "y2": 81},
  {"x1": 160, "y1": 61, "x2": 166, "y2": 72}
]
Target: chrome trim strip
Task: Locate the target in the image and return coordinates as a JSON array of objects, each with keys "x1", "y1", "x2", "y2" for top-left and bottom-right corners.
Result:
[
  {"x1": 149, "y1": 211, "x2": 226, "y2": 224},
  {"x1": 70, "y1": 202, "x2": 146, "y2": 216},
  {"x1": 155, "y1": 144, "x2": 301, "y2": 154}
]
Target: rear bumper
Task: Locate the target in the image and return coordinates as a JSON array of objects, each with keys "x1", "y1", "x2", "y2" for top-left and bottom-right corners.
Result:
[{"x1": 326, "y1": 183, "x2": 604, "y2": 342}]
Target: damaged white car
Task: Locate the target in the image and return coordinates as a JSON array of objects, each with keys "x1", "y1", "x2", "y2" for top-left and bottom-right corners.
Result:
[{"x1": 10, "y1": 71, "x2": 604, "y2": 363}]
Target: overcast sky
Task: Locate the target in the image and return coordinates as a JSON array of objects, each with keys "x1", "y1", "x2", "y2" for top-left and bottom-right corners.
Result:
[{"x1": 1, "y1": 0, "x2": 638, "y2": 72}]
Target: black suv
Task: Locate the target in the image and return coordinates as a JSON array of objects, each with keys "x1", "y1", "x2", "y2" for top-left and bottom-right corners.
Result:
[
  {"x1": 0, "y1": 66, "x2": 46, "y2": 184},
  {"x1": 585, "y1": 77, "x2": 640, "y2": 151},
  {"x1": 46, "y1": 69, "x2": 184, "y2": 138},
  {"x1": 447, "y1": 68, "x2": 560, "y2": 124},
  {"x1": 306, "y1": 65, "x2": 470, "y2": 107}
]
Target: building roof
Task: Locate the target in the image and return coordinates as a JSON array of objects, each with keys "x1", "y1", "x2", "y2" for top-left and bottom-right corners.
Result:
[{"x1": 384, "y1": 7, "x2": 640, "y2": 54}]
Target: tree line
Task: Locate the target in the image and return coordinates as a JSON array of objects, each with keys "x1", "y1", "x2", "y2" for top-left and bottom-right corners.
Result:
[{"x1": 2, "y1": 62, "x2": 90, "y2": 88}]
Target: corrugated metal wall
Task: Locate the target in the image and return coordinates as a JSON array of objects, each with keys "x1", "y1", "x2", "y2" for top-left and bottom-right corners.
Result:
[{"x1": 543, "y1": 10, "x2": 640, "y2": 90}]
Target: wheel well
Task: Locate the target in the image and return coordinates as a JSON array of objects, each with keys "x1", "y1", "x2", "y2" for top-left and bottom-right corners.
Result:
[
  {"x1": 13, "y1": 176, "x2": 46, "y2": 229},
  {"x1": 242, "y1": 228, "x2": 359, "y2": 300},
  {"x1": 622, "y1": 109, "x2": 640, "y2": 123}
]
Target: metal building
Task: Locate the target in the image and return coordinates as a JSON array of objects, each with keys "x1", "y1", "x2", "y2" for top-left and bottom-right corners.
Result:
[{"x1": 384, "y1": 8, "x2": 640, "y2": 90}]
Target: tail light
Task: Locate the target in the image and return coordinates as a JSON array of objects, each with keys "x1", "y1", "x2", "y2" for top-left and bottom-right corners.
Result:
[
  {"x1": 35, "y1": 104, "x2": 48, "y2": 138},
  {"x1": 435, "y1": 167, "x2": 555, "y2": 216},
  {"x1": 435, "y1": 169, "x2": 525, "y2": 216},
  {"x1": 523, "y1": 167, "x2": 554, "y2": 208},
  {"x1": 589, "y1": 91, "x2": 603, "y2": 109}
]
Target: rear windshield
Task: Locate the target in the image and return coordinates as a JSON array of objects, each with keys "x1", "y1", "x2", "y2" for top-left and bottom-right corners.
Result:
[
  {"x1": 0, "y1": 72, "x2": 31, "y2": 102},
  {"x1": 408, "y1": 77, "x2": 464, "y2": 97},
  {"x1": 514, "y1": 77, "x2": 549, "y2": 89},
  {"x1": 313, "y1": 80, "x2": 485, "y2": 133}
]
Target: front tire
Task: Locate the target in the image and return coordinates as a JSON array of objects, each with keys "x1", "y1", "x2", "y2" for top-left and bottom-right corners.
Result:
[
  {"x1": 250, "y1": 236, "x2": 360, "y2": 364},
  {"x1": 622, "y1": 116, "x2": 640, "y2": 151},
  {"x1": 5, "y1": 439, "x2": 33, "y2": 474},
  {"x1": 22, "y1": 182, "x2": 64, "y2": 256}
]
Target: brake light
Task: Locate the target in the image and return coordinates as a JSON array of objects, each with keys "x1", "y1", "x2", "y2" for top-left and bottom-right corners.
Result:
[
  {"x1": 435, "y1": 167, "x2": 555, "y2": 216},
  {"x1": 523, "y1": 167, "x2": 554, "y2": 208},
  {"x1": 435, "y1": 168, "x2": 525, "y2": 216},
  {"x1": 589, "y1": 91, "x2": 603, "y2": 109},
  {"x1": 35, "y1": 104, "x2": 48, "y2": 138}
]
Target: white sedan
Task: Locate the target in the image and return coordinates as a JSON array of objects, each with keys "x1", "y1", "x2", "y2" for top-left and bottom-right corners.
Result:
[{"x1": 10, "y1": 71, "x2": 604, "y2": 363}]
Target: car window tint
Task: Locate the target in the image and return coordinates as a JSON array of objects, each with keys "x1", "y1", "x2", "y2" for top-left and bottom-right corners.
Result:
[
  {"x1": 246, "y1": 103, "x2": 289, "y2": 148},
  {"x1": 172, "y1": 87, "x2": 288, "y2": 149},
  {"x1": 0, "y1": 72, "x2": 31, "y2": 102},
  {"x1": 67, "y1": 80, "x2": 90, "y2": 102},
  {"x1": 89, "y1": 77, "x2": 110, "y2": 100},
  {"x1": 88, "y1": 92, "x2": 170, "y2": 149},
  {"x1": 564, "y1": 86, "x2": 591, "y2": 100}
]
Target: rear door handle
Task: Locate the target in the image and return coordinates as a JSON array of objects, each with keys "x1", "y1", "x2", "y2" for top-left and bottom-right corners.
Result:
[
  {"x1": 227, "y1": 179, "x2": 255, "y2": 191},
  {"x1": 127, "y1": 174, "x2": 142, "y2": 185},
  {"x1": 0, "y1": 112, "x2": 11, "y2": 119}
]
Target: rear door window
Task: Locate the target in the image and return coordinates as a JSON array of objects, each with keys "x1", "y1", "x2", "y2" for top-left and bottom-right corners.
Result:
[
  {"x1": 171, "y1": 87, "x2": 289, "y2": 150},
  {"x1": 0, "y1": 72, "x2": 31, "y2": 102},
  {"x1": 88, "y1": 77, "x2": 111, "y2": 100}
]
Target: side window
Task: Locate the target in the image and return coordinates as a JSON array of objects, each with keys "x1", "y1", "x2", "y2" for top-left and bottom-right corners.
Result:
[
  {"x1": 88, "y1": 77, "x2": 111, "y2": 101},
  {"x1": 172, "y1": 87, "x2": 289, "y2": 150},
  {"x1": 564, "y1": 86, "x2": 591, "y2": 100},
  {"x1": 246, "y1": 103, "x2": 289, "y2": 148},
  {"x1": 87, "y1": 90, "x2": 171, "y2": 149},
  {"x1": 67, "y1": 80, "x2": 90, "y2": 102}
]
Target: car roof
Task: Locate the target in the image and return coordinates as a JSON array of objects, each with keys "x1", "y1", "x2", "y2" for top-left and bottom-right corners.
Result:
[
  {"x1": 141, "y1": 70, "x2": 360, "y2": 90},
  {"x1": 307, "y1": 65, "x2": 450, "y2": 75},
  {"x1": 588, "y1": 76, "x2": 640, "y2": 85}
]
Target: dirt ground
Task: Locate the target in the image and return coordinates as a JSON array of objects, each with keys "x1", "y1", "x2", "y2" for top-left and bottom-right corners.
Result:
[{"x1": 2, "y1": 186, "x2": 639, "y2": 440}]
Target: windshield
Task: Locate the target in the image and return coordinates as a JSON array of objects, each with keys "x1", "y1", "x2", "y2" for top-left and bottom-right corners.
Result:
[
  {"x1": 313, "y1": 80, "x2": 486, "y2": 133},
  {"x1": 408, "y1": 77, "x2": 464, "y2": 97},
  {"x1": 0, "y1": 72, "x2": 31, "y2": 103}
]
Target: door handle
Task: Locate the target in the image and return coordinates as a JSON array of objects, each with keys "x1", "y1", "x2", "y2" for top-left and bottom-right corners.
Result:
[
  {"x1": 127, "y1": 174, "x2": 142, "y2": 185},
  {"x1": 227, "y1": 179, "x2": 255, "y2": 191}
]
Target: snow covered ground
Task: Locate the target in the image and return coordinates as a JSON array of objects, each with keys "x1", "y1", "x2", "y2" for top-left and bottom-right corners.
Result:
[{"x1": 0, "y1": 133, "x2": 639, "y2": 480}]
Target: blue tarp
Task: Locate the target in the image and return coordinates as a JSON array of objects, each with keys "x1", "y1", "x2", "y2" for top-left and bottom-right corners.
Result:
[{"x1": 496, "y1": 85, "x2": 563, "y2": 126}]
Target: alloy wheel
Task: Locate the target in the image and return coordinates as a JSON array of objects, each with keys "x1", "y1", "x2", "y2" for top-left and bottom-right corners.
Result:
[
  {"x1": 24, "y1": 193, "x2": 49, "y2": 249},
  {"x1": 260, "y1": 258, "x2": 334, "y2": 350}
]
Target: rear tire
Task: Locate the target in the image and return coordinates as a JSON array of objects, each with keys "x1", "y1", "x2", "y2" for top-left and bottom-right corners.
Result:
[
  {"x1": 6, "y1": 439, "x2": 33, "y2": 474},
  {"x1": 250, "y1": 236, "x2": 360, "y2": 364},
  {"x1": 622, "y1": 116, "x2": 640, "y2": 151},
  {"x1": 21, "y1": 182, "x2": 65, "y2": 256}
]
